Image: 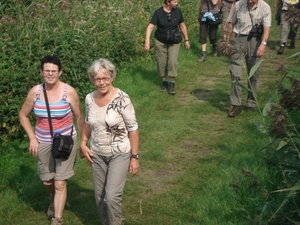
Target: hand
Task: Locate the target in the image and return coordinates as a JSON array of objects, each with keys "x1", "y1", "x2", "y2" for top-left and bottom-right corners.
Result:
[
  {"x1": 185, "y1": 41, "x2": 190, "y2": 50},
  {"x1": 129, "y1": 158, "x2": 139, "y2": 177},
  {"x1": 256, "y1": 44, "x2": 266, "y2": 58},
  {"x1": 80, "y1": 143, "x2": 94, "y2": 163},
  {"x1": 144, "y1": 43, "x2": 150, "y2": 51},
  {"x1": 29, "y1": 137, "x2": 39, "y2": 157}
]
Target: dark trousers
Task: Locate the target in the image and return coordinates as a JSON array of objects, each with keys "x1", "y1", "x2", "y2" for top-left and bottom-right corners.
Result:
[{"x1": 199, "y1": 21, "x2": 219, "y2": 45}]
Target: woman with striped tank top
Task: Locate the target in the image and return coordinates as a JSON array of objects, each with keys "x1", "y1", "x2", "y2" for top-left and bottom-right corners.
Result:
[{"x1": 19, "y1": 55, "x2": 84, "y2": 225}]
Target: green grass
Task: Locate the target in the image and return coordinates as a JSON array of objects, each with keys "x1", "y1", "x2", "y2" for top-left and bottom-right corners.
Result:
[{"x1": 1, "y1": 0, "x2": 300, "y2": 224}]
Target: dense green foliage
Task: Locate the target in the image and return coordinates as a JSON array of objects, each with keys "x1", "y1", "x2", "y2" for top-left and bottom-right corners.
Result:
[
  {"x1": 262, "y1": 69, "x2": 300, "y2": 224},
  {"x1": 0, "y1": 0, "x2": 169, "y2": 141}
]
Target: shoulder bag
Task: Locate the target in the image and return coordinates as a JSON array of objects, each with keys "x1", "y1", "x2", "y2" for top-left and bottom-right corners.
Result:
[{"x1": 205, "y1": 0, "x2": 222, "y2": 25}]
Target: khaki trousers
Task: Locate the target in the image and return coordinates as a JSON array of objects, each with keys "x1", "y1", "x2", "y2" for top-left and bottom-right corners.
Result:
[
  {"x1": 154, "y1": 38, "x2": 181, "y2": 79},
  {"x1": 92, "y1": 152, "x2": 130, "y2": 225},
  {"x1": 229, "y1": 35, "x2": 261, "y2": 107}
]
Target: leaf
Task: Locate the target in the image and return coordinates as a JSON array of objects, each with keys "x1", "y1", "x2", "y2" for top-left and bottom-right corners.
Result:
[
  {"x1": 218, "y1": 58, "x2": 242, "y2": 66},
  {"x1": 260, "y1": 90, "x2": 275, "y2": 106},
  {"x1": 277, "y1": 140, "x2": 288, "y2": 151},
  {"x1": 254, "y1": 122, "x2": 267, "y2": 134},
  {"x1": 287, "y1": 51, "x2": 300, "y2": 59},
  {"x1": 268, "y1": 181, "x2": 300, "y2": 222},
  {"x1": 249, "y1": 59, "x2": 265, "y2": 79},
  {"x1": 292, "y1": 136, "x2": 300, "y2": 146},
  {"x1": 232, "y1": 81, "x2": 252, "y2": 92},
  {"x1": 262, "y1": 102, "x2": 271, "y2": 117},
  {"x1": 287, "y1": 69, "x2": 300, "y2": 73},
  {"x1": 218, "y1": 58, "x2": 230, "y2": 64}
]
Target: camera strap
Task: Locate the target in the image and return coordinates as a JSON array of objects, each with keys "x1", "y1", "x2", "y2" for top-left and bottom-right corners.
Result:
[
  {"x1": 247, "y1": 8, "x2": 254, "y2": 27},
  {"x1": 206, "y1": 0, "x2": 211, "y2": 12},
  {"x1": 42, "y1": 83, "x2": 73, "y2": 139}
]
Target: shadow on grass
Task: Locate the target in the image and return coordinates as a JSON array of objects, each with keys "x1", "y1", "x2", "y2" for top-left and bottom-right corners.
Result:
[
  {"x1": 192, "y1": 88, "x2": 230, "y2": 112},
  {"x1": 8, "y1": 164, "x2": 100, "y2": 224}
]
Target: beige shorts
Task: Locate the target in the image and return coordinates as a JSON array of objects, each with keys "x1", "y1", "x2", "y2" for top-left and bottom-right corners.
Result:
[{"x1": 37, "y1": 137, "x2": 77, "y2": 181}]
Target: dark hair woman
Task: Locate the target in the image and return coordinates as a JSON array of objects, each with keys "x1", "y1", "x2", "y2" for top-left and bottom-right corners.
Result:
[{"x1": 144, "y1": 0, "x2": 190, "y2": 95}]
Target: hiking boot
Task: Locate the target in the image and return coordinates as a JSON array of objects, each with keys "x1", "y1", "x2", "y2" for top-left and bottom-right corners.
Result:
[
  {"x1": 51, "y1": 217, "x2": 63, "y2": 225},
  {"x1": 277, "y1": 45, "x2": 285, "y2": 55},
  {"x1": 161, "y1": 81, "x2": 168, "y2": 92},
  {"x1": 168, "y1": 82, "x2": 176, "y2": 95},
  {"x1": 212, "y1": 45, "x2": 218, "y2": 57},
  {"x1": 288, "y1": 40, "x2": 295, "y2": 49},
  {"x1": 228, "y1": 105, "x2": 242, "y2": 117},
  {"x1": 198, "y1": 52, "x2": 206, "y2": 62},
  {"x1": 47, "y1": 194, "x2": 54, "y2": 218},
  {"x1": 247, "y1": 107, "x2": 255, "y2": 112}
]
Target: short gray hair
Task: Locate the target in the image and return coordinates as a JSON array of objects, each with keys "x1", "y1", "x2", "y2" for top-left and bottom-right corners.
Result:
[{"x1": 87, "y1": 58, "x2": 116, "y2": 81}]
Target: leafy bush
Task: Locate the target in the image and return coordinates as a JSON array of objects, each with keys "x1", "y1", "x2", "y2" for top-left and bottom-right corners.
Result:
[
  {"x1": 0, "y1": 0, "x2": 151, "y2": 141},
  {"x1": 263, "y1": 70, "x2": 300, "y2": 224},
  {"x1": 226, "y1": 52, "x2": 300, "y2": 223},
  {"x1": 0, "y1": 0, "x2": 197, "y2": 142}
]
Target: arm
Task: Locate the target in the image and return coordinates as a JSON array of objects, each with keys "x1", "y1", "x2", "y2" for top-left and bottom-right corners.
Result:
[
  {"x1": 79, "y1": 122, "x2": 93, "y2": 163},
  {"x1": 19, "y1": 86, "x2": 39, "y2": 157},
  {"x1": 68, "y1": 86, "x2": 84, "y2": 136},
  {"x1": 257, "y1": 26, "x2": 270, "y2": 58},
  {"x1": 198, "y1": 0, "x2": 204, "y2": 21},
  {"x1": 179, "y1": 22, "x2": 190, "y2": 50},
  {"x1": 218, "y1": 0, "x2": 222, "y2": 9},
  {"x1": 144, "y1": 23, "x2": 155, "y2": 51},
  {"x1": 225, "y1": 0, "x2": 237, "y2": 41},
  {"x1": 129, "y1": 129, "x2": 139, "y2": 176},
  {"x1": 275, "y1": 0, "x2": 281, "y2": 15},
  {"x1": 230, "y1": 0, "x2": 236, "y2": 12},
  {"x1": 226, "y1": 22, "x2": 234, "y2": 42}
]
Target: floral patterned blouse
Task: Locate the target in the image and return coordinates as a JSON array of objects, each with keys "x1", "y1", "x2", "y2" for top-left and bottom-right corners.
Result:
[{"x1": 85, "y1": 89, "x2": 138, "y2": 156}]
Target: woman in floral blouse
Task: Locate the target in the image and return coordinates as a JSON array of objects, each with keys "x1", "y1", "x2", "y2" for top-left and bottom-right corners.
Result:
[{"x1": 80, "y1": 58, "x2": 139, "y2": 225}]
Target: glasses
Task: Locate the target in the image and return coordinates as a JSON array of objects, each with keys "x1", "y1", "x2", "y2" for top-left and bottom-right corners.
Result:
[
  {"x1": 93, "y1": 77, "x2": 112, "y2": 83},
  {"x1": 167, "y1": 13, "x2": 171, "y2": 22},
  {"x1": 43, "y1": 70, "x2": 59, "y2": 74}
]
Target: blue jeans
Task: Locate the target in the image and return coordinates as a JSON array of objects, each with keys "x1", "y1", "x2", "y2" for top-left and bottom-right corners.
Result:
[{"x1": 92, "y1": 152, "x2": 130, "y2": 225}]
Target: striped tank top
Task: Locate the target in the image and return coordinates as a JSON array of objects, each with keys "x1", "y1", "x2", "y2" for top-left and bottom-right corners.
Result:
[{"x1": 33, "y1": 83, "x2": 76, "y2": 144}]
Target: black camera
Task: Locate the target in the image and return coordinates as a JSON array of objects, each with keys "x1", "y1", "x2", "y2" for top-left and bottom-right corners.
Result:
[
  {"x1": 247, "y1": 24, "x2": 263, "y2": 41},
  {"x1": 165, "y1": 29, "x2": 173, "y2": 41}
]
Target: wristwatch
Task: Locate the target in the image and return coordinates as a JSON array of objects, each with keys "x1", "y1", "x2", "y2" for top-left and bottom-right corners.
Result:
[
  {"x1": 261, "y1": 41, "x2": 267, "y2": 45},
  {"x1": 131, "y1": 154, "x2": 139, "y2": 159}
]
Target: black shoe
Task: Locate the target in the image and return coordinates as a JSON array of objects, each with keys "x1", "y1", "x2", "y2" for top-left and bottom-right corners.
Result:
[
  {"x1": 288, "y1": 40, "x2": 295, "y2": 49},
  {"x1": 198, "y1": 52, "x2": 206, "y2": 62},
  {"x1": 161, "y1": 81, "x2": 168, "y2": 92},
  {"x1": 277, "y1": 45, "x2": 285, "y2": 55},
  {"x1": 168, "y1": 82, "x2": 176, "y2": 95},
  {"x1": 228, "y1": 105, "x2": 242, "y2": 117},
  {"x1": 247, "y1": 107, "x2": 255, "y2": 112}
]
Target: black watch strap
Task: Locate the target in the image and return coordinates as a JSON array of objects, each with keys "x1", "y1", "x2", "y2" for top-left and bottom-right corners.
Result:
[{"x1": 131, "y1": 154, "x2": 139, "y2": 159}]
